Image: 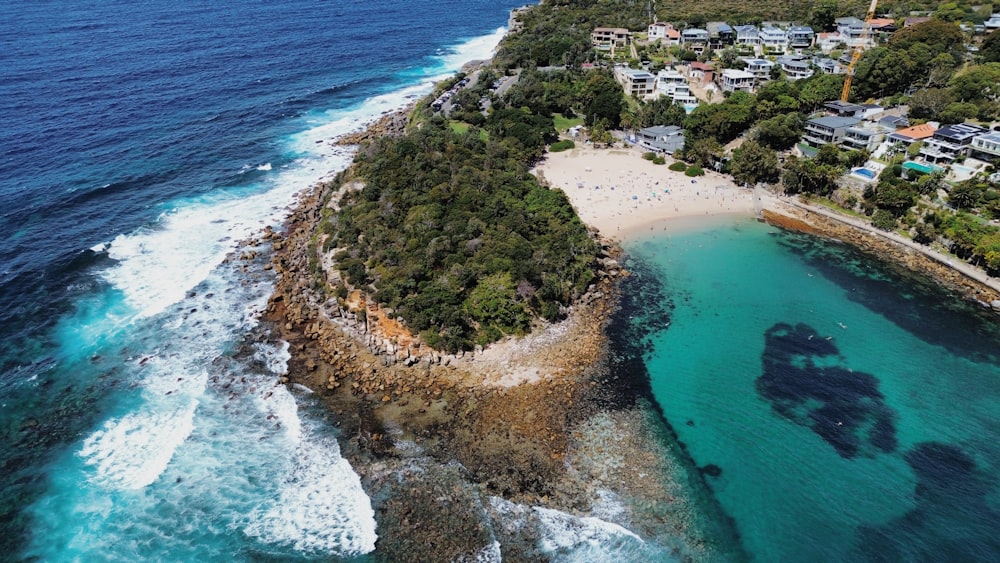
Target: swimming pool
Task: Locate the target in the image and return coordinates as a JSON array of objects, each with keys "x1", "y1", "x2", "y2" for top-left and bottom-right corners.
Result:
[
  {"x1": 902, "y1": 161, "x2": 940, "y2": 174},
  {"x1": 851, "y1": 167, "x2": 876, "y2": 179}
]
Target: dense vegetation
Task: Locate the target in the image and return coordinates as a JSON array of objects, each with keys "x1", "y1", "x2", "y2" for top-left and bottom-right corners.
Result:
[{"x1": 318, "y1": 118, "x2": 599, "y2": 352}]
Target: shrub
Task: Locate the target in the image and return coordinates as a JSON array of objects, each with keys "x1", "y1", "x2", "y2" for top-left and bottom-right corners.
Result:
[
  {"x1": 685, "y1": 165, "x2": 705, "y2": 177},
  {"x1": 549, "y1": 139, "x2": 575, "y2": 152},
  {"x1": 642, "y1": 152, "x2": 657, "y2": 160},
  {"x1": 669, "y1": 161, "x2": 687, "y2": 172},
  {"x1": 652, "y1": 156, "x2": 666, "y2": 165},
  {"x1": 872, "y1": 209, "x2": 897, "y2": 230}
]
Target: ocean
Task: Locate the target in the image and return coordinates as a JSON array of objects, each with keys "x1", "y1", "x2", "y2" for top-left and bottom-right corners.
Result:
[
  {"x1": 4, "y1": 1, "x2": 1000, "y2": 561},
  {"x1": 1, "y1": 1, "x2": 521, "y2": 559},
  {"x1": 624, "y1": 217, "x2": 1000, "y2": 561}
]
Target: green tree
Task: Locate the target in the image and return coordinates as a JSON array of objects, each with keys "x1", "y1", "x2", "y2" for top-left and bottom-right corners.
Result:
[
  {"x1": 730, "y1": 141, "x2": 780, "y2": 185},
  {"x1": 809, "y1": 0, "x2": 839, "y2": 32},
  {"x1": 949, "y1": 182, "x2": 983, "y2": 210},
  {"x1": 580, "y1": 71, "x2": 624, "y2": 128},
  {"x1": 781, "y1": 156, "x2": 840, "y2": 195},
  {"x1": 464, "y1": 272, "x2": 531, "y2": 335},
  {"x1": 908, "y1": 88, "x2": 955, "y2": 120},
  {"x1": 949, "y1": 63, "x2": 1000, "y2": 102},
  {"x1": 981, "y1": 30, "x2": 1000, "y2": 63},
  {"x1": 754, "y1": 113, "x2": 804, "y2": 150}
]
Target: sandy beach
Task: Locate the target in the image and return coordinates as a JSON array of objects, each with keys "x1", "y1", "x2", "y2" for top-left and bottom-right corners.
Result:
[{"x1": 534, "y1": 145, "x2": 756, "y2": 239}]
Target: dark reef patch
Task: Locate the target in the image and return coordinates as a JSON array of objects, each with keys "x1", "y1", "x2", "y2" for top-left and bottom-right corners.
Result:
[
  {"x1": 855, "y1": 442, "x2": 1000, "y2": 561},
  {"x1": 772, "y1": 229, "x2": 1000, "y2": 364},
  {"x1": 756, "y1": 322, "x2": 897, "y2": 459}
]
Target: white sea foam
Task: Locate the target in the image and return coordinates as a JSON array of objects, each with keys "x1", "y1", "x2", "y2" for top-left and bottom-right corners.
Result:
[
  {"x1": 39, "y1": 24, "x2": 510, "y2": 562},
  {"x1": 534, "y1": 506, "x2": 646, "y2": 556},
  {"x1": 79, "y1": 365, "x2": 208, "y2": 490},
  {"x1": 488, "y1": 497, "x2": 667, "y2": 562},
  {"x1": 437, "y1": 27, "x2": 507, "y2": 70},
  {"x1": 243, "y1": 423, "x2": 378, "y2": 556},
  {"x1": 257, "y1": 162, "x2": 272, "y2": 171},
  {"x1": 254, "y1": 340, "x2": 291, "y2": 375}
]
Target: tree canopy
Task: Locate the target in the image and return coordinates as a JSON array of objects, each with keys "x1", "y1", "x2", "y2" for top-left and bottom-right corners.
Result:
[{"x1": 320, "y1": 119, "x2": 599, "y2": 351}]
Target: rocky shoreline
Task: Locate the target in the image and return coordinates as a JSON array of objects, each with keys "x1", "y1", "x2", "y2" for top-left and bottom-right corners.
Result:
[
  {"x1": 253, "y1": 108, "x2": 1000, "y2": 560},
  {"x1": 256, "y1": 139, "x2": 747, "y2": 559},
  {"x1": 762, "y1": 206, "x2": 1000, "y2": 307}
]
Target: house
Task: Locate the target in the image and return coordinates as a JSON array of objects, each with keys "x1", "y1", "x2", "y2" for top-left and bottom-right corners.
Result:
[
  {"x1": 804, "y1": 115, "x2": 861, "y2": 146},
  {"x1": 656, "y1": 69, "x2": 697, "y2": 104},
  {"x1": 836, "y1": 17, "x2": 865, "y2": 41},
  {"x1": 591, "y1": 27, "x2": 631, "y2": 49},
  {"x1": 776, "y1": 55, "x2": 813, "y2": 80},
  {"x1": 742, "y1": 58, "x2": 775, "y2": 80},
  {"x1": 734, "y1": 25, "x2": 759, "y2": 47},
  {"x1": 867, "y1": 18, "x2": 897, "y2": 35},
  {"x1": 816, "y1": 32, "x2": 846, "y2": 53},
  {"x1": 788, "y1": 26, "x2": 815, "y2": 49},
  {"x1": 841, "y1": 122, "x2": 894, "y2": 151},
  {"x1": 879, "y1": 114, "x2": 909, "y2": 129},
  {"x1": 887, "y1": 123, "x2": 936, "y2": 144},
  {"x1": 614, "y1": 67, "x2": 657, "y2": 99},
  {"x1": 706, "y1": 22, "x2": 735, "y2": 49},
  {"x1": 648, "y1": 22, "x2": 673, "y2": 41},
  {"x1": 986, "y1": 14, "x2": 1000, "y2": 31},
  {"x1": 813, "y1": 57, "x2": 843, "y2": 74},
  {"x1": 858, "y1": 103, "x2": 884, "y2": 120},
  {"x1": 649, "y1": 22, "x2": 681, "y2": 45},
  {"x1": 682, "y1": 28, "x2": 710, "y2": 51},
  {"x1": 918, "y1": 122, "x2": 989, "y2": 164},
  {"x1": 720, "y1": 69, "x2": 757, "y2": 92},
  {"x1": 824, "y1": 100, "x2": 865, "y2": 118},
  {"x1": 759, "y1": 26, "x2": 788, "y2": 53},
  {"x1": 688, "y1": 61, "x2": 715, "y2": 83},
  {"x1": 970, "y1": 132, "x2": 1000, "y2": 162},
  {"x1": 637, "y1": 125, "x2": 686, "y2": 154}
]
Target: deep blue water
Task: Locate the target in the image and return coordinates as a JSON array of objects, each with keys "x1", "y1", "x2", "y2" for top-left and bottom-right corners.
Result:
[{"x1": 0, "y1": 1, "x2": 522, "y2": 559}]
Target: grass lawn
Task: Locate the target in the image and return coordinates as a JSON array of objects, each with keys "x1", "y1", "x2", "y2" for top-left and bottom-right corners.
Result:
[
  {"x1": 812, "y1": 196, "x2": 865, "y2": 218},
  {"x1": 553, "y1": 113, "x2": 584, "y2": 133},
  {"x1": 449, "y1": 121, "x2": 489, "y2": 140}
]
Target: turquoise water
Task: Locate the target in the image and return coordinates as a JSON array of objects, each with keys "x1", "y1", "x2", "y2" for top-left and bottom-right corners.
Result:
[{"x1": 626, "y1": 218, "x2": 1000, "y2": 561}]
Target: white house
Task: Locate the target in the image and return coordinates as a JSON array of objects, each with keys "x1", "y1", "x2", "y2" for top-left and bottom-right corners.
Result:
[
  {"x1": 720, "y1": 69, "x2": 757, "y2": 92},
  {"x1": 776, "y1": 55, "x2": 813, "y2": 80},
  {"x1": 788, "y1": 26, "x2": 815, "y2": 49},
  {"x1": 984, "y1": 13, "x2": 1000, "y2": 31},
  {"x1": 742, "y1": 58, "x2": 775, "y2": 80},
  {"x1": 734, "y1": 25, "x2": 760, "y2": 46},
  {"x1": 656, "y1": 69, "x2": 697, "y2": 104},
  {"x1": 759, "y1": 26, "x2": 788, "y2": 53},
  {"x1": 637, "y1": 125, "x2": 686, "y2": 154},
  {"x1": 648, "y1": 22, "x2": 671, "y2": 40},
  {"x1": 970, "y1": 132, "x2": 1000, "y2": 162}
]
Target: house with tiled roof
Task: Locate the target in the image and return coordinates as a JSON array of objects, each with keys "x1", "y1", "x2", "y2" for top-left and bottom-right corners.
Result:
[{"x1": 887, "y1": 123, "x2": 936, "y2": 144}]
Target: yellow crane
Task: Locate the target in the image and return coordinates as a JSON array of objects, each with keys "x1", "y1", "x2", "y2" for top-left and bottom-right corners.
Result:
[{"x1": 840, "y1": 0, "x2": 880, "y2": 102}]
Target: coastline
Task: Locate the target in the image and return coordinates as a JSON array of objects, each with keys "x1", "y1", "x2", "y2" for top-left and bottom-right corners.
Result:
[
  {"x1": 261, "y1": 109, "x2": 1000, "y2": 558},
  {"x1": 259, "y1": 99, "x2": 751, "y2": 558}
]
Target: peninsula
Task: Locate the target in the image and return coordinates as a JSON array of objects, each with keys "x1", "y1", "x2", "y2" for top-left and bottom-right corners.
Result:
[{"x1": 261, "y1": 0, "x2": 1000, "y2": 559}]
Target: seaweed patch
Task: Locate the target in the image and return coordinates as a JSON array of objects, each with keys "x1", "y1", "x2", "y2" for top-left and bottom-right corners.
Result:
[{"x1": 756, "y1": 322, "x2": 897, "y2": 459}]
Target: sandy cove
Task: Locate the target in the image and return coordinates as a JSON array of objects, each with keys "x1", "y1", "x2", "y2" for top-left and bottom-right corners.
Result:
[{"x1": 533, "y1": 145, "x2": 757, "y2": 239}]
